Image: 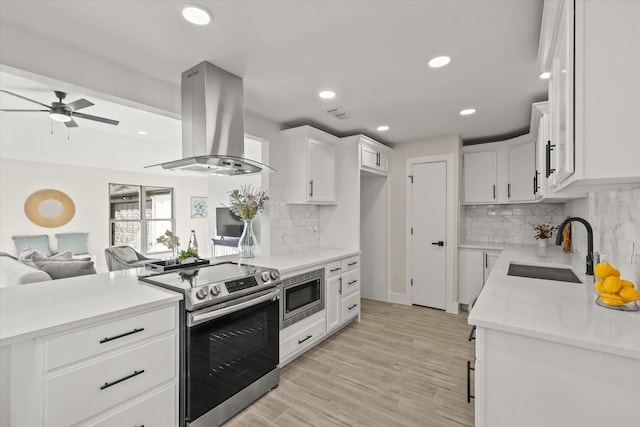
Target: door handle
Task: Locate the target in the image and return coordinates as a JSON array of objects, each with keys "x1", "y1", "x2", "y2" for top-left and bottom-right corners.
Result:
[
  {"x1": 431, "y1": 241, "x2": 445, "y2": 247},
  {"x1": 546, "y1": 140, "x2": 556, "y2": 178}
]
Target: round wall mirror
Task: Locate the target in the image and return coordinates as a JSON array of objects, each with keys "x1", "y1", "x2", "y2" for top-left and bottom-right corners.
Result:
[{"x1": 24, "y1": 189, "x2": 75, "y2": 227}]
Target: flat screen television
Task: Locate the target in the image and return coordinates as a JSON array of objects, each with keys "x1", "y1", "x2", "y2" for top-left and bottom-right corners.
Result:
[{"x1": 216, "y1": 207, "x2": 244, "y2": 238}]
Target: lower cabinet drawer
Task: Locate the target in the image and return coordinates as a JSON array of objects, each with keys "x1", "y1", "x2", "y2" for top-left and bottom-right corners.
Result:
[
  {"x1": 280, "y1": 317, "x2": 326, "y2": 361},
  {"x1": 88, "y1": 383, "x2": 176, "y2": 427},
  {"x1": 341, "y1": 292, "x2": 360, "y2": 322},
  {"x1": 342, "y1": 268, "x2": 360, "y2": 296},
  {"x1": 44, "y1": 334, "x2": 176, "y2": 427}
]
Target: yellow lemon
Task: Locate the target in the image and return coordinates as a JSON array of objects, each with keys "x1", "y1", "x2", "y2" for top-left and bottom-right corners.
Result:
[
  {"x1": 600, "y1": 297, "x2": 625, "y2": 307},
  {"x1": 619, "y1": 287, "x2": 640, "y2": 302},
  {"x1": 594, "y1": 281, "x2": 605, "y2": 294},
  {"x1": 620, "y1": 279, "x2": 634, "y2": 289},
  {"x1": 603, "y1": 276, "x2": 622, "y2": 293},
  {"x1": 594, "y1": 262, "x2": 620, "y2": 279}
]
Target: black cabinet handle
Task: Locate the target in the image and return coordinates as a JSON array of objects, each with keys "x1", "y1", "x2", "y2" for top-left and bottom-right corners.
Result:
[
  {"x1": 100, "y1": 369, "x2": 144, "y2": 390},
  {"x1": 309, "y1": 180, "x2": 314, "y2": 197},
  {"x1": 348, "y1": 303, "x2": 358, "y2": 310},
  {"x1": 431, "y1": 241, "x2": 444, "y2": 247},
  {"x1": 468, "y1": 325, "x2": 476, "y2": 342},
  {"x1": 467, "y1": 361, "x2": 475, "y2": 403},
  {"x1": 546, "y1": 140, "x2": 556, "y2": 178},
  {"x1": 99, "y1": 328, "x2": 144, "y2": 344},
  {"x1": 348, "y1": 280, "x2": 358, "y2": 285},
  {"x1": 507, "y1": 183, "x2": 511, "y2": 198},
  {"x1": 339, "y1": 277, "x2": 342, "y2": 295},
  {"x1": 330, "y1": 267, "x2": 342, "y2": 272},
  {"x1": 492, "y1": 184, "x2": 496, "y2": 199},
  {"x1": 298, "y1": 335, "x2": 312, "y2": 344},
  {"x1": 348, "y1": 262, "x2": 358, "y2": 267},
  {"x1": 533, "y1": 172, "x2": 538, "y2": 195}
]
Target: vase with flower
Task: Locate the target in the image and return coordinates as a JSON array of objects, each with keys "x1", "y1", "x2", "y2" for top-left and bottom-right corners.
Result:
[
  {"x1": 534, "y1": 221, "x2": 557, "y2": 248},
  {"x1": 227, "y1": 185, "x2": 269, "y2": 258}
]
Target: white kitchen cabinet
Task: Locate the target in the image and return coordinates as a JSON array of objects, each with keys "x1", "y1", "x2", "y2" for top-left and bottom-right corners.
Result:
[
  {"x1": 7, "y1": 303, "x2": 179, "y2": 427},
  {"x1": 474, "y1": 326, "x2": 640, "y2": 427},
  {"x1": 458, "y1": 248, "x2": 500, "y2": 307},
  {"x1": 538, "y1": 0, "x2": 640, "y2": 191},
  {"x1": 463, "y1": 150, "x2": 497, "y2": 204},
  {"x1": 326, "y1": 255, "x2": 361, "y2": 333},
  {"x1": 462, "y1": 135, "x2": 536, "y2": 204},
  {"x1": 279, "y1": 311, "x2": 326, "y2": 366},
  {"x1": 358, "y1": 136, "x2": 391, "y2": 175},
  {"x1": 282, "y1": 125, "x2": 339, "y2": 204}
]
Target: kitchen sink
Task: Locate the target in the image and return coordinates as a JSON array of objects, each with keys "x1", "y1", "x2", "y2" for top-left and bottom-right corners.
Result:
[{"x1": 507, "y1": 263, "x2": 582, "y2": 283}]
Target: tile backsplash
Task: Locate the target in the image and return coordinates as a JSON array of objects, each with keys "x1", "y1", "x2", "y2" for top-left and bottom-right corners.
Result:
[
  {"x1": 269, "y1": 202, "x2": 320, "y2": 255},
  {"x1": 461, "y1": 203, "x2": 565, "y2": 244},
  {"x1": 565, "y1": 187, "x2": 640, "y2": 283}
]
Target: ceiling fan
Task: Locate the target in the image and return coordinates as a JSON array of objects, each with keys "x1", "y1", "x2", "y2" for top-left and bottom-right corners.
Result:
[{"x1": 0, "y1": 89, "x2": 119, "y2": 127}]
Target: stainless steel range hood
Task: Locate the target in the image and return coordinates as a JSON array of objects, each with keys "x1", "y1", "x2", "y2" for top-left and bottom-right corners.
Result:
[{"x1": 150, "y1": 61, "x2": 273, "y2": 175}]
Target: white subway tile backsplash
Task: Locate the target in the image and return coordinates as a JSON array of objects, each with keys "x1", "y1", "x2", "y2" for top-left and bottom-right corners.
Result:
[{"x1": 269, "y1": 202, "x2": 320, "y2": 255}]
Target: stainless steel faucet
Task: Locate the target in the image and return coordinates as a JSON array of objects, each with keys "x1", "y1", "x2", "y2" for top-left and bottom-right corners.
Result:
[{"x1": 555, "y1": 217, "x2": 594, "y2": 275}]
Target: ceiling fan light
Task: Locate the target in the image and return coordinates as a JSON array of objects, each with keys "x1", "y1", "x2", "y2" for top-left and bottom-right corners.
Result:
[{"x1": 50, "y1": 112, "x2": 72, "y2": 122}]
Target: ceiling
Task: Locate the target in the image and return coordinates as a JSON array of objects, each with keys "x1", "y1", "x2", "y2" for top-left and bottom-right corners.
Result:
[{"x1": 0, "y1": 0, "x2": 547, "y2": 150}]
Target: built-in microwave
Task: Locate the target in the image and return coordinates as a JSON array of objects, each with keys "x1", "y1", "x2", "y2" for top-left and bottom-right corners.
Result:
[{"x1": 280, "y1": 268, "x2": 324, "y2": 329}]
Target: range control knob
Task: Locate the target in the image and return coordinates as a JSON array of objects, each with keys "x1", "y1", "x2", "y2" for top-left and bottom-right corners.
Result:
[
  {"x1": 269, "y1": 270, "x2": 279, "y2": 280},
  {"x1": 210, "y1": 285, "x2": 221, "y2": 296},
  {"x1": 261, "y1": 272, "x2": 271, "y2": 282},
  {"x1": 195, "y1": 287, "x2": 208, "y2": 300}
]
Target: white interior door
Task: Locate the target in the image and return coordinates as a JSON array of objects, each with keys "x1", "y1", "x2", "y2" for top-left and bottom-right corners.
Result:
[{"x1": 410, "y1": 161, "x2": 447, "y2": 309}]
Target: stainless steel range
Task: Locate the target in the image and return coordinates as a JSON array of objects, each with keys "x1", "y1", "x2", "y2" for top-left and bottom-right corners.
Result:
[{"x1": 139, "y1": 261, "x2": 281, "y2": 427}]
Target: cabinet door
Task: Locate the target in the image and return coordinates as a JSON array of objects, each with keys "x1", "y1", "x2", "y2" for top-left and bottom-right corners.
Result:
[
  {"x1": 378, "y1": 152, "x2": 389, "y2": 172},
  {"x1": 326, "y1": 275, "x2": 341, "y2": 332},
  {"x1": 307, "y1": 138, "x2": 336, "y2": 202},
  {"x1": 507, "y1": 140, "x2": 536, "y2": 202},
  {"x1": 549, "y1": 0, "x2": 575, "y2": 185},
  {"x1": 360, "y1": 145, "x2": 378, "y2": 169},
  {"x1": 483, "y1": 251, "x2": 500, "y2": 283},
  {"x1": 463, "y1": 151, "x2": 497, "y2": 203},
  {"x1": 458, "y1": 249, "x2": 484, "y2": 307}
]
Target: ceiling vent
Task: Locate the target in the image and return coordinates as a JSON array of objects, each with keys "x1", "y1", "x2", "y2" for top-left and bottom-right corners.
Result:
[{"x1": 324, "y1": 106, "x2": 354, "y2": 120}]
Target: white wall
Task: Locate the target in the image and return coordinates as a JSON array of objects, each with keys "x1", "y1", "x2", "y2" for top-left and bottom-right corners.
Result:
[{"x1": 0, "y1": 158, "x2": 208, "y2": 272}]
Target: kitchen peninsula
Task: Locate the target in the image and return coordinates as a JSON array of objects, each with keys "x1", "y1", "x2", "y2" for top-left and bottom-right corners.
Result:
[{"x1": 469, "y1": 246, "x2": 640, "y2": 427}]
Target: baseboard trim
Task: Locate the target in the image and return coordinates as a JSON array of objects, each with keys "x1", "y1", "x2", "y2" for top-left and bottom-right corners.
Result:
[{"x1": 387, "y1": 292, "x2": 410, "y2": 305}]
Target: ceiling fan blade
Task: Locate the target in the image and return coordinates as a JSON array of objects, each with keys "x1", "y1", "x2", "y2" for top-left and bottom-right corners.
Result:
[
  {"x1": 65, "y1": 118, "x2": 79, "y2": 128},
  {"x1": 72, "y1": 111, "x2": 119, "y2": 126},
  {"x1": 0, "y1": 109, "x2": 49, "y2": 112},
  {"x1": 65, "y1": 98, "x2": 94, "y2": 111},
  {"x1": 0, "y1": 89, "x2": 51, "y2": 109}
]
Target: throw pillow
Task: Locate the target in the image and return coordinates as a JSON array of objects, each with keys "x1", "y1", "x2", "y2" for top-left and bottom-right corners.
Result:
[
  {"x1": 34, "y1": 259, "x2": 96, "y2": 279},
  {"x1": 18, "y1": 247, "x2": 48, "y2": 267},
  {"x1": 55, "y1": 233, "x2": 89, "y2": 255},
  {"x1": 112, "y1": 247, "x2": 139, "y2": 263},
  {"x1": 12, "y1": 235, "x2": 52, "y2": 256}
]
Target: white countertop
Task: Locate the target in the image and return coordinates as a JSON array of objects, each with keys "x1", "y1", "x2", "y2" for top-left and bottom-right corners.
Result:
[
  {"x1": 468, "y1": 245, "x2": 640, "y2": 360},
  {"x1": 0, "y1": 269, "x2": 182, "y2": 346},
  {"x1": 213, "y1": 247, "x2": 361, "y2": 276}
]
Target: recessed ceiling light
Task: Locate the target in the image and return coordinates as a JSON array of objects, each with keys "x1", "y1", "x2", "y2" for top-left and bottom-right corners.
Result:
[
  {"x1": 539, "y1": 71, "x2": 551, "y2": 79},
  {"x1": 181, "y1": 5, "x2": 212, "y2": 25},
  {"x1": 460, "y1": 108, "x2": 476, "y2": 116},
  {"x1": 428, "y1": 56, "x2": 451, "y2": 68},
  {"x1": 377, "y1": 125, "x2": 390, "y2": 131},
  {"x1": 138, "y1": 131, "x2": 148, "y2": 135},
  {"x1": 319, "y1": 90, "x2": 336, "y2": 99}
]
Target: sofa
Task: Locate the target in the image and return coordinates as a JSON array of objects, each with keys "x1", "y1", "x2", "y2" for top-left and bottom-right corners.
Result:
[
  {"x1": 0, "y1": 251, "x2": 96, "y2": 288},
  {"x1": 104, "y1": 246, "x2": 160, "y2": 271}
]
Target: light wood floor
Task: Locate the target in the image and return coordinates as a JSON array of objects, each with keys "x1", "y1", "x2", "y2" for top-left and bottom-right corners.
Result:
[{"x1": 225, "y1": 299, "x2": 475, "y2": 427}]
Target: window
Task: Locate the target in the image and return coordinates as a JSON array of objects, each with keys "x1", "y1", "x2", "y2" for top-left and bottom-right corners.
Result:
[{"x1": 109, "y1": 184, "x2": 174, "y2": 254}]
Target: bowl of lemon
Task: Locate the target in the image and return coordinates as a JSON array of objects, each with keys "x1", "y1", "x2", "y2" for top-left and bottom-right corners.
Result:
[{"x1": 593, "y1": 262, "x2": 640, "y2": 311}]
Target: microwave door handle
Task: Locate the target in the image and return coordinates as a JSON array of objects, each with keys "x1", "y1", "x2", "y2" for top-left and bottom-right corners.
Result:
[{"x1": 189, "y1": 288, "x2": 280, "y2": 327}]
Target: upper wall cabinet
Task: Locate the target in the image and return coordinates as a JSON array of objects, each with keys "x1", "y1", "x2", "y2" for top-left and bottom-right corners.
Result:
[
  {"x1": 357, "y1": 136, "x2": 391, "y2": 175},
  {"x1": 282, "y1": 125, "x2": 339, "y2": 204},
  {"x1": 538, "y1": 0, "x2": 640, "y2": 192},
  {"x1": 462, "y1": 135, "x2": 536, "y2": 205}
]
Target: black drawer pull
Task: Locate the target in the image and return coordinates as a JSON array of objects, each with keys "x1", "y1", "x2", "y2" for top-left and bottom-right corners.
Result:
[
  {"x1": 467, "y1": 360, "x2": 475, "y2": 403},
  {"x1": 330, "y1": 267, "x2": 342, "y2": 272},
  {"x1": 348, "y1": 280, "x2": 358, "y2": 285},
  {"x1": 298, "y1": 335, "x2": 312, "y2": 344},
  {"x1": 468, "y1": 325, "x2": 476, "y2": 342},
  {"x1": 348, "y1": 303, "x2": 358, "y2": 310},
  {"x1": 100, "y1": 369, "x2": 145, "y2": 390},
  {"x1": 99, "y1": 327, "x2": 145, "y2": 344},
  {"x1": 348, "y1": 262, "x2": 358, "y2": 266}
]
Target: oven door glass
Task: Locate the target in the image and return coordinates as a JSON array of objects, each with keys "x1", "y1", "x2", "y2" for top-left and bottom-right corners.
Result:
[
  {"x1": 186, "y1": 297, "x2": 279, "y2": 423},
  {"x1": 285, "y1": 278, "x2": 321, "y2": 314}
]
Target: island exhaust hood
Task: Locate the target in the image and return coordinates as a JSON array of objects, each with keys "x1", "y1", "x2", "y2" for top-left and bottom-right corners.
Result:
[{"x1": 149, "y1": 61, "x2": 274, "y2": 175}]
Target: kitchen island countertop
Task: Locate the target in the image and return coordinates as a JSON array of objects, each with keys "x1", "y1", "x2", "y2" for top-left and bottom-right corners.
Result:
[{"x1": 468, "y1": 245, "x2": 640, "y2": 360}]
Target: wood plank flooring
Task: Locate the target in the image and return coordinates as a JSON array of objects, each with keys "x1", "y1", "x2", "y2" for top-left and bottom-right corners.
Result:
[{"x1": 225, "y1": 299, "x2": 475, "y2": 427}]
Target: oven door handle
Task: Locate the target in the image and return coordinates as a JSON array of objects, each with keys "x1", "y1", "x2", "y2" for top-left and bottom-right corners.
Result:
[{"x1": 188, "y1": 288, "x2": 280, "y2": 327}]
